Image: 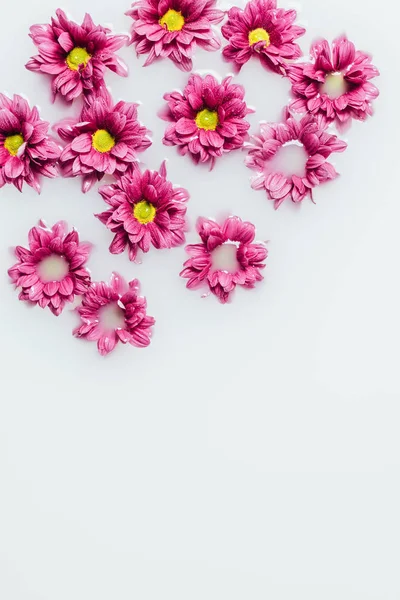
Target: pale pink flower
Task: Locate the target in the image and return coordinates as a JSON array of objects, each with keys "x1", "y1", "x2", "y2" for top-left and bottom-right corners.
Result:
[
  {"x1": 26, "y1": 9, "x2": 128, "y2": 102},
  {"x1": 54, "y1": 88, "x2": 151, "y2": 193},
  {"x1": 126, "y1": 0, "x2": 224, "y2": 72},
  {"x1": 161, "y1": 74, "x2": 252, "y2": 168},
  {"x1": 245, "y1": 112, "x2": 347, "y2": 208},
  {"x1": 8, "y1": 220, "x2": 92, "y2": 316},
  {"x1": 96, "y1": 161, "x2": 188, "y2": 261},
  {"x1": 0, "y1": 94, "x2": 60, "y2": 193},
  {"x1": 288, "y1": 35, "x2": 379, "y2": 128},
  {"x1": 73, "y1": 273, "x2": 155, "y2": 356},
  {"x1": 180, "y1": 216, "x2": 267, "y2": 303},
  {"x1": 222, "y1": 0, "x2": 305, "y2": 74}
]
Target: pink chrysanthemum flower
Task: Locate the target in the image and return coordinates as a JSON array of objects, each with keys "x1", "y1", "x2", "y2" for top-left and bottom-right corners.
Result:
[
  {"x1": 0, "y1": 94, "x2": 60, "y2": 193},
  {"x1": 221, "y1": 0, "x2": 305, "y2": 74},
  {"x1": 180, "y1": 216, "x2": 267, "y2": 303},
  {"x1": 26, "y1": 9, "x2": 128, "y2": 102},
  {"x1": 288, "y1": 35, "x2": 380, "y2": 128},
  {"x1": 73, "y1": 272, "x2": 155, "y2": 356},
  {"x1": 8, "y1": 220, "x2": 92, "y2": 316},
  {"x1": 126, "y1": 0, "x2": 224, "y2": 72},
  {"x1": 54, "y1": 88, "x2": 151, "y2": 193},
  {"x1": 245, "y1": 111, "x2": 347, "y2": 208},
  {"x1": 96, "y1": 161, "x2": 189, "y2": 261},
  {"x1": 160, "y1": 74, "x2": 252, "y2": 168}
]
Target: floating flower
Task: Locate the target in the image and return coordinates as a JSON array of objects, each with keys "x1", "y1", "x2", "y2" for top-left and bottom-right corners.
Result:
[
  {"x1": 8, "y1": 221, "x2": 92, "y2": 316},
  {"x1": 245, "y1": 111, "x2": 347, "y2": 208},
  {"x1": 96, "y1": 161, "x2": 189, "y2": 261},
  {"x1": 126, "y1": 0, "x2": 224, "y2": 72},
  {"x1": 26, "y1": 9, "x2": 128, "y2": 102},
  {"x1": 73, "y1": 273, "x2": 155, "y2": 356},
  {"x1": 161, "y1": 74, "x2": 252, "y2": 168},
  {"x1": 0, "y1": 94, "x2": 60, "y2": 193},
  {"x1": 288, "y1": 35, "x2": 379, "y2": 128},
  {"x1": 180, "y1": 216, "x2": 267, "y2": 303},
  {"x1": 221, "y1": 0, "x2": 305, "y2": 74},
  {"x1": 54, "y1": 88, "x2": 151, "y2": 192}
]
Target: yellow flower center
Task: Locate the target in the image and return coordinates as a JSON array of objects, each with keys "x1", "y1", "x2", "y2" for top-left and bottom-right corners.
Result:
[
  {"x1": 195, "y1": 109, "x2": 219, "y2": 131},
  {"x1": 248, "y1": 28, "x2": 270, "y2": 47},
  {"x1": 4, "y1": 133, "x2": 24, "y2": 156},
  {"x1": 133, "y1": 201, "x2": 157, "y2": 224},
  {"x1": 92, "y1": 129, "x2": 115, "y2": 153},
  {"x1": 66, "y1": 47, "x2": 91, "y2": 71},
  {"x1": 159, "y1": 9, "x2": 185, "y2": 31}
]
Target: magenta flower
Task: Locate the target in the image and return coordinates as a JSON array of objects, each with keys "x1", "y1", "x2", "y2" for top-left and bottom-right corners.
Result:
[
  {"x1": 73, "y1": 273, "x2": 155, "y2": 356},
  {"x1": 288, "y1": 35, "x2": 380, "y2": 128},
  {"x1": 96, "y1": 161, "x2": 189, "y2": 261},
  {"x1": 246, "y1": 112, "x2": 347, "y2": 208},
  {"x1": 126, "y1": 0, "x2": 224, "y2": 72},
  {"x1": 221, "y1": 0, "x2": 305, "y2": 74},
  {"x1": 161, "y1": 74, "x2": 252, "y2": 168},
  {"x1": 54, "y1": 88, "x2": 151, "y2": 193},
  {"x1": 26, "y1": 9, "x2": 128, "y2": 102},
  {"x1": 0, "y1": 94, "x2": 60, "y2": 193},
  {"x1": 180, "y1": 216, "x2": 267, "y2": 303},
  {"x1": 8, "y1": 221, "x2": 92, "y2": 316}
]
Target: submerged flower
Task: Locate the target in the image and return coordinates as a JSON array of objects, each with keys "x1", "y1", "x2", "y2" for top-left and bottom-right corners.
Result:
[
  {"x1": 54, "y1": 88, "x2": 151, "y2": 192},
  {"x1": 245, "y1": 111, "x2": 347, "y2": 208},
  {"x1": 73, "y1": 273, "x2": 155, "y2": 356},
  {"x1": 0, "y1": 94, "x2": 60, "y2": 193},
  {"x1": 180, "y1": 216, "x2": 267, "y2": 303},
  {"x1": 221, "y1": 0, "x2": 305, "y2": 74},
  {"x1": 126, "y1": 0, "x2": 224, "y2": 72},
  {"x1": 8, "y1": 220, "x2": 91, "y2": 316},
  {"x1": 161, "y1": 74, "x2": 252, "y2": 168},
  {"x1": 26, "y1": 9, "x2": 128, "y2": 102},
  {"x1": 96, "y1": 161, "x2": 189, "y2": 261},
  {"x1": 288, "y1": 35, "x2": 379, "y2": 128}
]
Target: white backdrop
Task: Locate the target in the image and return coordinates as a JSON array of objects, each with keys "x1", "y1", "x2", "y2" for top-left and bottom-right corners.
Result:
[{"x1": 1, "y1": 0, "x2": 399, "y2": 598}]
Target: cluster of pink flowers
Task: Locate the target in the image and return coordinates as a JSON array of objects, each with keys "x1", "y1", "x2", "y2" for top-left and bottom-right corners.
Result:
[
  {"x1": 8, "y1": 221, "x2": 155, "y2": 355},
  {"x1": 240, "y1": 28, "x2": 379, "y2": 209},
  {"x1": 5, "y1": 3, "x2": 380, "y2": 353},
  {"x1": 2, "y1": 2, "x2": 378, "y2": 201}
]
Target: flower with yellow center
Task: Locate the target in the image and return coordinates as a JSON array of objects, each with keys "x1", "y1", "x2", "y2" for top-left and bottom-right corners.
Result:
[
  {"x1": 66, "y1": 47, "x2": 91, "y2": 71},
  {"x1": 92, "y1": 129, "x2": 115, "y2": 153},
  {"x1": 133, "y1": 200, "x2": 157, "y2": 224},
  {"x1": 4, "y1": 133, "x2": 24, "y2": 156},
  {"x1": 159, "y1": 9, "x2": 185, "y2": 32},
  {"x1": 195, "y1": 109, "x2": 219, "y2": 131},
  {"x1": 248, "y1": 28, "x2": 270, "y2": 47}
]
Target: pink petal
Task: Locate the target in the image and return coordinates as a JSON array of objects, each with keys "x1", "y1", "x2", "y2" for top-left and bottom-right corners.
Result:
[
  {"x1": 71, "y1": 133, "x2": 92, "y2": 153},
  {"x1": 59, "y1": 276, "x2": 74, "y2": 296},
  {"x1": 4, "y1": 157, "x2": 24, "y2": 179}
]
